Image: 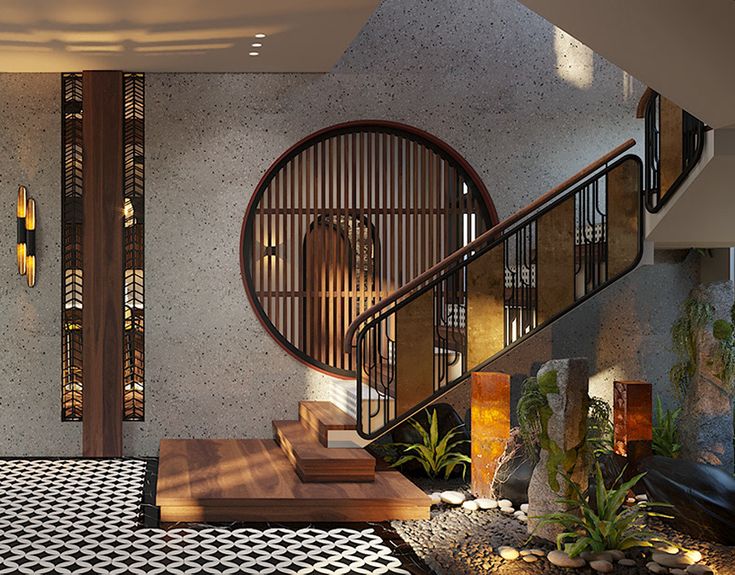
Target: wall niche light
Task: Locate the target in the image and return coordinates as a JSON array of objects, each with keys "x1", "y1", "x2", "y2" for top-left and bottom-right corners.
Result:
[{"x1": 16, "y1": 185, "x2": 37, "y2": 287}]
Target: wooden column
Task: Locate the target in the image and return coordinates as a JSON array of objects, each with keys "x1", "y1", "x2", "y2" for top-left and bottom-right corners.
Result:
[
  {"x1": 467, "y1": 246, "x2": 505, "y2": 368},
  {"x1": 536, "y1": 197, "x2": 575, "y2": 323},
  {"x1": 613, "y1": 380, "x2": 653, "y2": 466},
  {"x1": 82, "y1": 71, "x2": 124, "y2": 457},
  {"x1": 471, "y1": 372, "x2": 510, "y2": 498}
]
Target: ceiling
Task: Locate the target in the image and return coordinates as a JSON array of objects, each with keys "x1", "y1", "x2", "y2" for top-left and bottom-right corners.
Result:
[
  {"x1": 519, "y1": 0, "x2": 735, "y2": 129},
  {"x1": 0, "y1": 0, "x2": 381, "y2": 72}
]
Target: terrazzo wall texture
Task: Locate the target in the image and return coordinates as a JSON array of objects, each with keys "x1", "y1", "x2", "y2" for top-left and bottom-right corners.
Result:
[
  {"x1": 0, "y1": 75, "x2": 81, "y2": 455},
  {"x1": 0, "y1": 0, "x2": 698, "y2": 455}
]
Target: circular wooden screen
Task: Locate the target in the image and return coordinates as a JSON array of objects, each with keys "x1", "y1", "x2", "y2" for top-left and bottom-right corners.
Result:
[{"x1": 241, "y1": 121, "x2": 497, "y2": 377}]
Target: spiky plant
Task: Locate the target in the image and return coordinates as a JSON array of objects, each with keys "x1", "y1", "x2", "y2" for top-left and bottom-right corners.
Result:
[
  {"x1": 587, "y1": 397, "x2": 614, "y2": 457},
  {"x1": 652, "y1": 396, "x2": 682, "y2": 459},
  {"x1": 389, "y1": 409, "x2": 471, "y2": 480},
  {"x1": 537, "y1": 462, "x2": 672, "y2": 557}
]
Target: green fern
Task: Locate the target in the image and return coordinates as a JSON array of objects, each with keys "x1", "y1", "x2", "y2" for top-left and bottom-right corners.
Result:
[
  {"x1": 389, "y1": 409, "x2": 471, "y2": 480},
  {"x1": 537, "y1": 462, "x2": 672, "y2": 557},
  {"x1": 652, "y1": 396, "x2": 681, "y2": 459},
  {"x1": 670, "y1": 295, "x2": 713, "y2": 400}
]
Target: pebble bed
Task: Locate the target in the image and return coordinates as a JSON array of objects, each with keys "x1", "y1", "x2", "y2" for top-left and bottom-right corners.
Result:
[{"x1": 391, "y1": 484, "x2": 735, "y2": 575}]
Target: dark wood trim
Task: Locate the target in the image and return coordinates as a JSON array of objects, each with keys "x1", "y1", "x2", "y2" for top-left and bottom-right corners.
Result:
[
  {"x1": 636, "y1": 87, "x2": 655, "y2": 119},
  {"x1": 82, "y1": 70, "x2": 124, "y2": 457}
]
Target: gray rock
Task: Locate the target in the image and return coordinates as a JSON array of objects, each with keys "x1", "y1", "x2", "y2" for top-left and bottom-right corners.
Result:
[
  {"x1": 440, "y1": 490, "x2": 466, "y2": 505},
  {"x1": 653, "y1": 552, "x2": 696, "y2": 568},
  {"x1": 582, "y1": 551, "x2": 613, "y2": 563},
  {"x1": 671, "y1": 569, "x2": 688, "y2": 575},
  {"x1": 527, "y1": 358, "x2": 590, "y2": 541},
  {"x1": 522, "y1": 554, "x2": 539, "y2": 563},
  {"x1": 475, "y1": 498, "x2": 497, "y2": 509},
  {"x1": 498, "y1": 546, "x2": 520, "y2": 560},
  {"x1": 619, "y1": 559, "x2": 637, "y2": 566},
  {"x1": 590, "y1": 559, "x2": 614, "y2": 573},
  {"x1": 462, "y1": 500, "x2": 479, "y2": 511},
  {"x1": 548, "y1": 549, "x2": 586, "y2": 568},
  {"x1": 605, "y1": 549, "x2": 626, "y2": 561},
  {"x1": 647, "y1": 561, "x2": 668, "y2": 574},
  {"x1": 687, "y1": 565, "x2": 714, "y2": 575},
  {"x1": 679, "y1": 281, "x2": 735, "y2": 471}
]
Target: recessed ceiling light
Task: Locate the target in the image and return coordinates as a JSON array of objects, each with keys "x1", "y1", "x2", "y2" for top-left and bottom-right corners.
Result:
[
  {"x1": 249, "y1": 51, "x2": 260, "y2": 56},
  {"x1": 255, "y1": 33, "x2": 266, "y2": 39},
  {"x1": 252, "y1": 43, "x2": 262, "y2": 48}
]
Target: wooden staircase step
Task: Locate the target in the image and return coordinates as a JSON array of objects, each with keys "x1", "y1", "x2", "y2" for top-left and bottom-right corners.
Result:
[
  {"x1": 156, "y1": 438, "x2": 430, "y2": 522},
  {"x1": 298, "y1": 401, "x2": 357, "y2": 446},
  {"x1": 273, "y1": 420, "x2": 375, "y2": 482}
]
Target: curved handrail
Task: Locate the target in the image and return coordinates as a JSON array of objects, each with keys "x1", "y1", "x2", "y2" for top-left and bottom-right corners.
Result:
[{"x1": 343, "y1": 138, "x2": 636, "y2": 353}]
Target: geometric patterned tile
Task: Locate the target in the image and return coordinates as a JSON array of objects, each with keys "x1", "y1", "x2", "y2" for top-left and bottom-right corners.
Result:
[{"x1": 0, "y1": 460, "x2": 411, "y2": 574}]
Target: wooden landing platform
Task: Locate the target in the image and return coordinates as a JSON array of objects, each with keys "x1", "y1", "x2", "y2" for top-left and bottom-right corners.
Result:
[{"x1": 156, "y1": 438, "x2": 430, "y2": 523}]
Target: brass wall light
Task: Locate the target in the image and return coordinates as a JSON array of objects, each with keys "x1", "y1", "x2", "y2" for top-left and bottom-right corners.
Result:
[
  {"x1": 16, "y1": 185, "x2": 37, "y2": 287},
  {"x1": 16, "y1": 185, "x2": 26, "y2": 274}
]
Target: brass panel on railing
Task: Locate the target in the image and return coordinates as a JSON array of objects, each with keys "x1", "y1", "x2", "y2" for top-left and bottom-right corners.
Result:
[
  {"x1": 395, "y1": 290, "x2": 435, "y2": 416},
  {"x1": 536, "y1": 197, "x2": 575, "y2": 323},
  {"x1": 467, "y1": 246, "x2": 505, "y2": 368},
  {"x1": 607, "y1": 158, "x2": 641, "y2": 278},
  {"x1": 660, "y1": 96, "x2": 683, "y2": 200}
]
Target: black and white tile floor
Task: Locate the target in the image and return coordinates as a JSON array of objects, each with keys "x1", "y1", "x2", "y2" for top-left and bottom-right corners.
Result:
[{"x1": 0, "y1": 459, "x2": 416, "y2": 574}]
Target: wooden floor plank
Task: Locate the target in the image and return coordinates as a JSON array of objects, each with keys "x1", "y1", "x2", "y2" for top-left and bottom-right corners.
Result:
[
  {"x1": 157, "y1": 439, "x2": 430, "y2": 522},
  {"x1": 299, "y1": 401, "x2": 356, "y2": 445}
]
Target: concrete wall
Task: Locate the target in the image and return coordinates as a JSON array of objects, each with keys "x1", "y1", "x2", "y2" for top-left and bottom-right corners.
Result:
[{"x1": 0, "y1": 0, "x2": 694, "y2": 456}]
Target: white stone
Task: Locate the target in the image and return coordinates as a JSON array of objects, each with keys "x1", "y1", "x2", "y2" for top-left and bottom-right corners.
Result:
[
  {"x1": 590, "y1": 560, "x2": 614, "y2": 573},
  {"x1": 635, "y1": 493, "x2": 649, "y2": 501},
  {"x1": 520, "y1": 503, "x2": 529, "y2": 513},
  {"x1": 687, "y1": 565, "x2": 714, "y2": 575},
  {"x1": 500, "y1": 506, "x2": 514, "y2": 514},
  {"x1": 475, "y1": 498, "x2": 498, "y2": 510},
  {"x1": 440, "y1": 491, "x2": 466, "y2": 505},
  {"x1": 548, "y1": 550, "x2": 586, "y2": 568},
  {"x1": 627, "y1": 497, "x2": 637, "y2": 504},
  {"x1": 653, "y1": 552, "x2": 696, "y2": 569},
  {"x1": 430, "y1": 492, "x2": 442, "y2": 505},
  {"x1": 498, "y1": 546, "x2": 520, "y2": 560},
  {"x1": 684, "y1": 551, "x2": 702, "y2": 564},
  {"x1": 522, "y1": 555, "x2": 539, "y2": 563},
  {"x1": 516, "y1": 514, "x2": 528, "y2": 523},
  {"x1": 655, "y1": 543, "x2": 680, "y2": 555},
  {"x1": 513, "y1": 509, "x2": 525, "y2": 517},
  {"x1": 462, "y1": 500, "x2": 479, "y2": 511},
  {"x1": 497, "y1": 499, "x2": 512, "y2": 508},
  {"x1": 530, "y1": 549, "x2": 546, "y2": 557},
  {"x1": 647, "y1": 561, "x2": 668, "y2": 574}
]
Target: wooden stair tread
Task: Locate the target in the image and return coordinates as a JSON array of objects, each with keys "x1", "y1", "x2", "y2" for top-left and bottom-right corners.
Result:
[
  {"x1": 299, "y1": 401, "x2": 357, "y2": 445},
  {"x1": 273, "y1": 420, "x2": 375, "y2": 482},
  {"x1": 156, "y1": 438, "x2": 429, "y2": 522}
]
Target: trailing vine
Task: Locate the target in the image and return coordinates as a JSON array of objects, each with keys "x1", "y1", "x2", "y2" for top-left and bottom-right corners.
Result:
[{"x1": 670, "y1": 293, "x2": 735, "y2": 400}]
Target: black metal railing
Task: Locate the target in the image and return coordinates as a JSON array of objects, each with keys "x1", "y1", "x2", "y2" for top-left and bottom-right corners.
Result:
[
  {"x1": 346, "y1": 141, "x2": 643, "y2": 439},
  {"x1": 643, "y1": 90, "x2": 706, "y2": 213}
]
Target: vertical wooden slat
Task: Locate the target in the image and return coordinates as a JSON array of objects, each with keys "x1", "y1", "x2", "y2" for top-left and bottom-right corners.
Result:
[
  {"x1": 659, "y1": 97, "x2": 683, "y2": 198},
  {"x1": 607, "y1": 158, "x2": 640, "y2": 278},
  {"x1": 536, "y1": 197, "x2": 575, "y2": 323},
  {"x1": 82, "y1": 70, "x2": 123, "y2": 457}
]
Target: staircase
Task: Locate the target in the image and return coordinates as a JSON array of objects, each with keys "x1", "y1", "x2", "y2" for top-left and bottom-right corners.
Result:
[
  {"x1": 340, "y1": 93, "x2": 707, "y2": 441},
  {"x1": 156, "y1": 401, "x2": 430, "y2": 522}
]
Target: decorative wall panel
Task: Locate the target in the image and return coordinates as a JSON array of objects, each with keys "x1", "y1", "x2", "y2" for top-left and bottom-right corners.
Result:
[{"x1": 241, "y1": 122, "x2": 497, "y2": 377}]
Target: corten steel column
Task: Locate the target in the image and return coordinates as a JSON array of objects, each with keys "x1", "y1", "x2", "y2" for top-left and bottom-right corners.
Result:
[
  {"x1": 613, "y1": 380, "x2": 653, "y2": 467},
  {"x1": 471, "y1": 372, "x2": 511, "y2": 498},
  {"x1": 82, "y1": 70, "x2": 124, "y2": 457}
]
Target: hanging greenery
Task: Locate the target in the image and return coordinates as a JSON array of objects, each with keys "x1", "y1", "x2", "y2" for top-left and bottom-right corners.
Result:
[{"x1": 670, "y1": 293, "x2": 735, "y2": 400}]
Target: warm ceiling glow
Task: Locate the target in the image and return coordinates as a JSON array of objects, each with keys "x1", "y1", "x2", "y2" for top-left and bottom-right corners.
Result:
[
  {"x1": 251, "y1": 42, "x2": 262, "y2": 48},
  {"x1": 255, "y1": 33, "x2": 267, "y2": 38},
  {"x1": 134, "y1": 42, "x2": 234, "y2": 53},
  {"x1": 249, "y1": 51, "x2": 259, "y2": 56}
]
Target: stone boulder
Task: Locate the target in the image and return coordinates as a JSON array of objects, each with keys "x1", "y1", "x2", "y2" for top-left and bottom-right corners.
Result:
[
  {"x1": 527, "y1": 358, "x2": 590, "y2": 541},
  {"x1": 679, "y1": 281, "x2": 735, "y2": 472}
]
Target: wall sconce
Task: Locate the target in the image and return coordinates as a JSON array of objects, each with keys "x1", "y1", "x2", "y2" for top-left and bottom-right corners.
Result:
[
  {"x1": 263, "y1": 245, "x2": 279, "y2": 258},
  {"x1": 16, "y1": 185, "x2": 37, "y2": 287},
  {"x1": 16, "y1": 185, "x2": 26, "y2": 275}
]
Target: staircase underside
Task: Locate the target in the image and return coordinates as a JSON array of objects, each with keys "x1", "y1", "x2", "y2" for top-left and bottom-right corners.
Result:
[{"x1": 156, "y1": 402, "x2": 430, "y2": 523}]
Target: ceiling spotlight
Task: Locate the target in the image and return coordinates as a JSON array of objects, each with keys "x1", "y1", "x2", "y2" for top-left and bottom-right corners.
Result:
[
  {"x1": 252, "y1": 43, "x2": 262, "y2": 48},
  {"x1": 249, "y1": 51, "x2": 260, "y2": 56},
  {"x1": 255, "y1": 33, "x2": 266, "y2": 39}
]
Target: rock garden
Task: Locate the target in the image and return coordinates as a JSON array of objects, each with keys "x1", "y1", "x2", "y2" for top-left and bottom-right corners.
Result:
[{"x1": 376, "y1": 283, "x2": 735, "y2": 575}]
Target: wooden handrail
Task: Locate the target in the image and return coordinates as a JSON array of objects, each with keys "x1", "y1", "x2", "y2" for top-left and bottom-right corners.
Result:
[{"x1": 343, "y1": 138, "x2": 637, "y2": 352}]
